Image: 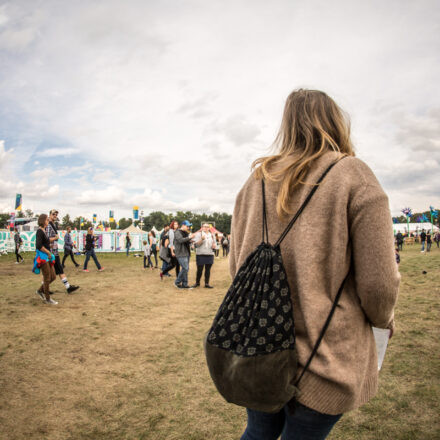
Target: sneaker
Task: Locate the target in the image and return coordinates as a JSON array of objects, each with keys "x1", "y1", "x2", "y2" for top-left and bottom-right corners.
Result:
[
  {"x1": 35, "y1": 290, "x2": 45, "y2": 301},
  {"x1": 67, "y1": 285, "x2": 80, "y2": 294},
  {"x1": 191, "y1": 283, "x2": 200, "y2": 288},
  {"x1": 205, "y1": 285, "x2": 214, "y2": 289},
  {"x1": 181, "y1": 285, "x2": 193, "y2": 290},
  {"x1": 75, "y1": 264, "x2": 80, "y2": 268},
  {"x1": 98, "y1": 268, "x2": 105, "y2": 272},
  {"x1": 15, "y1": 262, "x2": 19, "y2": 264},
  {"x1": 83, "y1": 269, "x2": 89, "y2": 272},
  {"x1": 174, "y1": 283, "x2": 183, "y2": 289},
  {"x1": 45, "y1": 298, "x2": 58, "y2": 305}
]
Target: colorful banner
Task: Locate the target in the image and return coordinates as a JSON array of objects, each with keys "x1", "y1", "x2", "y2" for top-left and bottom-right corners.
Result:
[
  {"x1": 133, "y1": 206, "x2": 139, "y2": 220},
  {"x1": 80, "y1": 217, "x2": 84, "y2": 227},
  {"x1": 109, "y1": 210, "x2": 114, "y2": 222},
  {"x1": 15, "y1": 194, "x2": 22, "y2": 211},
  {"x1": 9, "y1": 212, "x2": 15, "y2": 230},
  {"x1": 93, "y1": 214, "x2": 97, "y2": 224}
]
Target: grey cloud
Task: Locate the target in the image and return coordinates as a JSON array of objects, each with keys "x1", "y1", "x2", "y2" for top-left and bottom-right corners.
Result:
[{"x1": 209, "y1": 115, "x2": 261, "y2": 146}]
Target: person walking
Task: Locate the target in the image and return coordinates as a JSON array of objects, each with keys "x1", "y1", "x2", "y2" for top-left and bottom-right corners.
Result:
[
  {"x1": 395, "y1": 230, "x2": 404, "y2": 252},
  {"x1": 159, "y1": 225, "x2": 172, "y2": 278},
  {"x1": 214, "y1": 233, "x2": 220, "y2": 257},
  {"x1": 221, "y1": 232, "x2": 229, "y2": 257},
  {"x1": 62, "y1": 226, "x2": 80, "y2": 268},
  {"x1": 149, "y1": 230, "x2": 158, "y2": 268},
  {"x1": 125, "y1": 232, "x2": 131, "y2": 256},
  {"x1": 143, "y1": 239, "x2": 153, "y2": 269},
  {"x1": 46, "y1": 209, "x2": 79, "y2": 294},
  {"x1": 14, "y1": 227, "x2": 24, "y2": 263},
  {"x1": 228, "y1": 89, "x2": 399, "y2": 439},
  {"x1": 420, "y1": 229, "x2": 426, "y2": 252},
  {"x1": 434, "y1": 231, "x2": 440, "y2": 248},
  {"x1": 191, "y1": 223, "x2": 216, "y2": 288},
  {"x1": 83, "y1": 227, "x2": 104, "y2": 272},
  {"x1": 34, "y1": 214, "x2": 57, "y2": 305},
  {"x1": 173, "y1": 220, "x2": 196, "y2": 289},
  {"x1": 168, "y1": 220, "x2": 181, "y2": 276},
  {"x1": 426, "y1": 230, "x2": 432, "y2": 252}
]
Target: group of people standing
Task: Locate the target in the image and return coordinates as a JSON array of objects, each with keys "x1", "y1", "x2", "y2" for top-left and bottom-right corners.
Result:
[
  {"x1": 395, "y1": 229, "x2": 440, "y2": 252},
  {"x1": 157, "y1": 220, "x2": 230, "y2": 289}
]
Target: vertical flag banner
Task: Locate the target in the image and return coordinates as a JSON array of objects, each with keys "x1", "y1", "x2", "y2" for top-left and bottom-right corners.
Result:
[
  {"x1": 15, "y1": 194, "x2": 22, "y2": 211},
  {"x1": 133, "y1": 206, "x2": 139, "y2": 220},
  {"x1": 401, "y1": 207, "x2": 412, "y2": 234},
  {"x1": 93, "y1": 214, "x2": 97, "y2": 224},
  {"x1": 109, "y1": 210, "x2": 114, "y2": 222},
  {"x1": 9, "y1": 212, "x2": 15, "y2": 230},
  {"x1": 80, "y1": 217, "x2": 84, "y2": 226}
]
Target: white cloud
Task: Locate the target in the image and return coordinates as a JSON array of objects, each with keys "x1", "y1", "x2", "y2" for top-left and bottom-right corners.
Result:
[
  {"x1": 35, "y1": 147, "x2": 79, "y2": 157},
  {"x1": 0, "y1": 0, "x2": 439, "y2": 217},
  {"x1": 92, "y1": 169, "x2": 115, "y2": 183}
]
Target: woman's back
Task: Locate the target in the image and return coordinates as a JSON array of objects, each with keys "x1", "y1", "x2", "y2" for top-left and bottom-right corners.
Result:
[{"x1": 229, "y1": 150, "x2": 399, "y2": 415}]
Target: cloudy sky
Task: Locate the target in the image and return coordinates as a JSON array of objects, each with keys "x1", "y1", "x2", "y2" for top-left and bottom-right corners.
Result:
[{"x1": 0, "y1": 0, "x2": 439, "y2": 221}]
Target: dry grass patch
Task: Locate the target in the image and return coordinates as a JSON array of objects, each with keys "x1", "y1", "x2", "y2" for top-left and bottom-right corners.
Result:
[{"x1": 0, "y1": 246, "x2": 439, "y2": 439}]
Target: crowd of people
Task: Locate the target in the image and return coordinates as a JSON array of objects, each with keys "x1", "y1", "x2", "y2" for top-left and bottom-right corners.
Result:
[
  {"x1": 157, "y1": 221, "x2": 230, "y2": 289},
  {"x1": 14, "y1": 209, "x2": 230, "y2": 304},
  {"x1": 394, "y1": 229, "x2": 440, "y2": 254}
]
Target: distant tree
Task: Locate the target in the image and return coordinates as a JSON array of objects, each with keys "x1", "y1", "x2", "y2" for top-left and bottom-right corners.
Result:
[
  {"x1": 0, "y1": 213, "x2": 10, "y2": 228},
  {"x1": 61, "y1": 214, "x2": 73, "y2": 228},
  {"x1": 118, "y1": 217, "x2": 132, "y2": 229},
  {"x1": 16, "y1": 211, "x2": 25, "y2": 218},
  {"x1": 145, "y1": 211, "x2": 173, "y2": 230},
  {"x1": 25, "y1": 209, "x2": 34, "y2": 218}
]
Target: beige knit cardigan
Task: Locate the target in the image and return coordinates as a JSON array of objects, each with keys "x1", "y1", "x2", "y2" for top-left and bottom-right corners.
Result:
[{"x1": 229, "y1": 151, "x2": 400, "y2": 415}]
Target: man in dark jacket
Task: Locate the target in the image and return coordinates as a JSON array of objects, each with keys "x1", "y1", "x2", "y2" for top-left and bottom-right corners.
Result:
[
  {"x1": 173, "y1": 220, "x2": 196, "y2": 289},
  {"x1": 420, "y1": 229, "x2": 426, "y2": 252},
  {"x1": 395, "y1": 231, "x2": 404, "y2": 251},
  {"x1": 46, "y1": 209, "x2": 80, "y2": 294},
  {"x1": 14, "y1": 228, "x2": 24, "y2": 263},
  {"x1": 62, "y1": 226, "x2": 80, "y2": 268}
]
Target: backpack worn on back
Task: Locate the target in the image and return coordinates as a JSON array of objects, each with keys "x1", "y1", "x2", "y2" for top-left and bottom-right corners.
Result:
[{"x1": 204, "y1": 160, "x2": 348, "y2": 413}]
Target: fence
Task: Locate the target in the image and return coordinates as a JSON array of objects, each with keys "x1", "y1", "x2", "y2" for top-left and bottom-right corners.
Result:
[{"x1": 0, "y1": 230, "x2": 151, "y2": 254}]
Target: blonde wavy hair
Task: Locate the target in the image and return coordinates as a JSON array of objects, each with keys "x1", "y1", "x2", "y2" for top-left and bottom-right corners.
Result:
[{"x1": 253, "y1": 89, "x2": 355, "y2": 219}]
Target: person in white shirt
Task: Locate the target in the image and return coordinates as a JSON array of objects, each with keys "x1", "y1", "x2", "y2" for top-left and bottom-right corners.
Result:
[{"x1": 191, "y1": 223, "x2": 216, "y2": 288}]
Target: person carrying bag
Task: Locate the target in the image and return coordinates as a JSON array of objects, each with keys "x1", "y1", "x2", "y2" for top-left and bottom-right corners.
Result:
[{"x1": 204, "y1": 89, "x2": 399, "y2": 440}]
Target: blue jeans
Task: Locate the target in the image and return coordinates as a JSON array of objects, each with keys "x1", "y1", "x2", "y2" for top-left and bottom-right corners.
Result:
[
  {"x1": 84, "y1": 249, "x2": 101, "y2": 270},
  {"x1": 421, "y1": 241, "x2": 425, "y2": 251},
  {"x1": 241, "y1": 403, "x2": 342, "y2": 440},
  {"x1": 175, "y1": 256, "x2": 189, "y2": 287},
  {"x1": 126, "y1": 247, "x2": 130, "y2": 256}
]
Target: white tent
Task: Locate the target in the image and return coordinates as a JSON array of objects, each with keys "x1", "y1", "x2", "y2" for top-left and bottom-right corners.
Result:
[
  {"x1": 121, "y1": 224, "x2": 144, "y2": 234},
  {"x1": 393, "y1": 222, "x2": 439, "y2": 233}
]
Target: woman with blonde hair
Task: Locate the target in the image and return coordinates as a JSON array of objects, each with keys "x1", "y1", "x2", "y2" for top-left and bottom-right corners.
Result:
[{"x1": 229, "y1": 89, "x2": 399, "y2": 439}]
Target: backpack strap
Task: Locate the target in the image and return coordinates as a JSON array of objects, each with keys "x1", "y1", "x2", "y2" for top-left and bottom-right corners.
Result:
[
  {"x1": 274, "y1": 159, "x2": 343, "y2": 247},
  {"x1": 261, "y1": 180, "x2": 269, "y2": 243},
  {"x1": 294, "y1": 270, "x2": 350, "y2": 388}
]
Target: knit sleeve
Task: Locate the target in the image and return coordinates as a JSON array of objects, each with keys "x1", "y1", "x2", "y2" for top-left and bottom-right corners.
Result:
[
  {"x1": 349, "y1": 175, "x2": 400, "y2": 330},
  {"x1": 229, "y1": 186, "x2": 245, "y2": 279}
]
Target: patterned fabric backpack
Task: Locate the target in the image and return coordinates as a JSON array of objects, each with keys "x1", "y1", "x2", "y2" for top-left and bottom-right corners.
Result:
[{"x1": 204, "y1": 160, "x2": 348, "y2": 413}]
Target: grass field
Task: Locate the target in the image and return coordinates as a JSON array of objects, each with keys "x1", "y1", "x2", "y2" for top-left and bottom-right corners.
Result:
[{"x1": 0, "y1": 245, "x2": 439, "y2": 440}]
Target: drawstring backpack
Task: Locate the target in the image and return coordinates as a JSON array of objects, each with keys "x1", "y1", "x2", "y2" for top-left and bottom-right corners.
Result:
[{"x1": 204, "y1": 159, "x2": 349, "y2": 413}]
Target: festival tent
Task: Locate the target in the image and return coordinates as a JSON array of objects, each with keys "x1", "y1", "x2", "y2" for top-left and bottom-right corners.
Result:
[
  {"x1": 393, "y1": 222, "x2": 439, "y2": 233},
  {"x1": 121, "y1": 224, "x2": 144, "y2": 234}
]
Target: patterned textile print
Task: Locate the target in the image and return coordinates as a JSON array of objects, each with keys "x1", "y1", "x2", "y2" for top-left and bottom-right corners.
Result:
[
  {"x1": 207, "y1": 243, "x2": 295, "y2": 356},
  {"x1": 46, "y1": 223, "x2": 59, "y2": 256}
]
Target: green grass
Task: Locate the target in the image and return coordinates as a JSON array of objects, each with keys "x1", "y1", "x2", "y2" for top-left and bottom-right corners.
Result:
[{"x1": 0, "y1": 245, "x2": 439, "y2": 439}]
